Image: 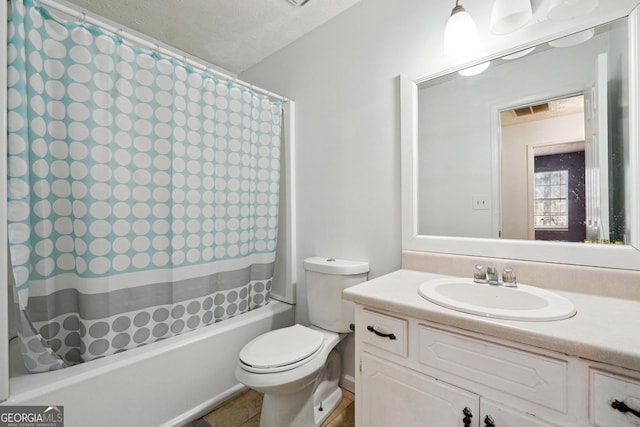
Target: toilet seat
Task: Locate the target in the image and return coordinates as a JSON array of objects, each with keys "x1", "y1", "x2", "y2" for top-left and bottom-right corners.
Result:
[{"x1": 239, "y1": 325, "x2": 324, "y2": 374}]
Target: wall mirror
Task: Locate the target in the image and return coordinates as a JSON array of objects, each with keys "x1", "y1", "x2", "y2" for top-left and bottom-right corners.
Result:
[{"x1": 401, "y1": 12, "x2": 640, "y2": 270}]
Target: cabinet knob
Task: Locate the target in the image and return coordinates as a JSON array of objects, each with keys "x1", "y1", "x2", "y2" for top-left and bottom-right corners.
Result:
[
  {"x1": 462, "y1": 407, "x2": 472, "y2": 427},
  {"x1": 484, "y1": 415, "x2": 496, "y2": 427}
]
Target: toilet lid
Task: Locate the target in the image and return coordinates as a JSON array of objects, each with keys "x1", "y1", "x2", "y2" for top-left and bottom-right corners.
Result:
[{"x1": 239, "y1": 325, "x2": 324, "y2": 372}]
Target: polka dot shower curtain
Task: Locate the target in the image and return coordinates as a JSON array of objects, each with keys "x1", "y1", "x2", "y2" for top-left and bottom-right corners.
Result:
[{"x1": 7, "y1": 0, "x2": 282, "y2": 372}]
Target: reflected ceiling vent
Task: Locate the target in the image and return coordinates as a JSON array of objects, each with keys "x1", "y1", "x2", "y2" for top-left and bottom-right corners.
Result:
[
  {"x1": 501, "y1": 95, "x2": 583, "y2": 127},
  {"x1": 287, "y1": 0, "x2": 312, "y2": 6},
  {"x1": 514, "y1": 103, "x2": 550, "y2": 117}
]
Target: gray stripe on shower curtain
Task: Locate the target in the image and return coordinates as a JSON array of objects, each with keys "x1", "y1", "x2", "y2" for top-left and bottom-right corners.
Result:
[{"x1": 26, "y1": 262, "x2": 275, "y2": 321}]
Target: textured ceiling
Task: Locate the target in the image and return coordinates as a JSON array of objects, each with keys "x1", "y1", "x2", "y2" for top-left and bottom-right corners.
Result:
[{"x1": 62, "y1": 0, "x2": 361, "y2": 74}]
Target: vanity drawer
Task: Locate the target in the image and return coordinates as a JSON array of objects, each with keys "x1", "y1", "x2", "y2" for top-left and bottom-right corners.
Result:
[
  {"x1": 591, "y1": 369, "x2": 640, "y2": 426},
  {"x1": 418, "y1": 325, "x2": 568, "y2": 413},
  {"x1": 360, "y1": 309, "x2": 407, "y2": 357}
]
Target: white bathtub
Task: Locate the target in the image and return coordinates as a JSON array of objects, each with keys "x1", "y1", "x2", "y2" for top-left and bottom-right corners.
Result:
[{"x1": 2, "y1": 300, "x2": 295, "y2": 427}]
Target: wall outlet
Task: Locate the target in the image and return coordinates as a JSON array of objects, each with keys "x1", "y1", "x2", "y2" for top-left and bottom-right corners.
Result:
[{"x1": 472, "y1": 195, "x2": 490, "y2": 210}]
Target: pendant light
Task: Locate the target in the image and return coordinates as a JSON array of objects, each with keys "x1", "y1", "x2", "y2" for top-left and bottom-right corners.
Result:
[
  {"x1": 547, "y1": 0, "x2": 599, "y2": 21},
  {"x1": 443, "y1": 0, "x2": 478, "y2": 58},
  {"x1": 490, "y1": 0, "x2": 533, "y2": 34}
]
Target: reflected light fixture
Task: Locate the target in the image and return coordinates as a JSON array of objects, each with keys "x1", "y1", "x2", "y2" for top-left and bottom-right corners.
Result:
[
  {"x1": 502, "y1": 46, "x2": 536, "y2": 60},
  {"x1": 458, "y1": 61, "x2": 491, "y2": 76},
  {"x1": 548, "y1": 28, "x2": 595, "y2": 48},
  {"x1": 547, "y1": 0, "x2": 599, "y2": 21},
  {"x1": 490, "y1": 0, "x2": 533, "y2": 34},
  {"x1": 443, "y1": 0, "x2": 478, "y2": 58}
]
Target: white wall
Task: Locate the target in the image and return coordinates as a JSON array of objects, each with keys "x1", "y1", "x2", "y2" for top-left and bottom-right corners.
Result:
[
  {"x1": 241, "y1": 0, "x2": 423, "y2": 324},
  {"x1": 239, "y1": 0, "x2": 640, "y2": 324}
]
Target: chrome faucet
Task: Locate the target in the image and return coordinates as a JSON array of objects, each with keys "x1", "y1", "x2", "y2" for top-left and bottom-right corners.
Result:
[
  {"x1": 486, "y1": 266, "x2": 499, "y2": 284},
  {"x1": 473, "y1": 264, "x2": 517, "y2": 288}
]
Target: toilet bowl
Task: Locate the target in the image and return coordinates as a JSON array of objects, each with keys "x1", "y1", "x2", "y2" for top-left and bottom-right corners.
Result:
[
  {"x1": 235, "y1": 257, "x2": 369, "y2": 427},
  {"x1": 236, "y1": 325, "x2": 344, "y2": 426}
]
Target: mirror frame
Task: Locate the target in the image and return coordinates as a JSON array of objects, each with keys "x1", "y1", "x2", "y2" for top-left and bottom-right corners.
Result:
[{"x1": 401, "y1": 8, "x2": 640, "y2": 270}]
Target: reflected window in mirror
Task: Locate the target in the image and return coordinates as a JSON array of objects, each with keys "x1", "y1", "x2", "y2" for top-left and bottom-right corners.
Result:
[{"x1": 533, "y1": 170, "x2": 570, "y2": 231}]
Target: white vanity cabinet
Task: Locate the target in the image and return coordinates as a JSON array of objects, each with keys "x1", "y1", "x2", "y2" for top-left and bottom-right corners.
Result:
[{"x1": 354, "y1": 306, "x2": 640, "y2": 427}]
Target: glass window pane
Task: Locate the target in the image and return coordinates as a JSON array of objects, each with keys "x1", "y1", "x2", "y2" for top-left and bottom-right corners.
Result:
[
  {"x1": 534, "y1": 200, "x2": 547, "y2": 214},
  {"x1": 533, "y1": 170, "x2": 569, "y2": 229}
]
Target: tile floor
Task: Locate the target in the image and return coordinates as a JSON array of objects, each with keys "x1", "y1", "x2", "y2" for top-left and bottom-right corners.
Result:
[{"x1": 183, "y1": 388, "x2": 354, "y2": 427}]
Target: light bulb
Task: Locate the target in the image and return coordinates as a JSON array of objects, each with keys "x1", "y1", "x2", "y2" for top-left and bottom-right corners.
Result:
[{"x1": 443, "y1": 3, "x2": 478, "y2": 58}]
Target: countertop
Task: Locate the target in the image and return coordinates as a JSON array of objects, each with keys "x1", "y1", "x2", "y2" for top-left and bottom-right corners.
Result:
[{"x1": 343, "y1": 269, "x2": 640, "y2": 373}]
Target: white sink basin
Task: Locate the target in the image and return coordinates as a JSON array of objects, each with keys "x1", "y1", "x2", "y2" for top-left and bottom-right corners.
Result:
[{"x1": 418, "y1": 278, "x2": 576, "y2": 321}]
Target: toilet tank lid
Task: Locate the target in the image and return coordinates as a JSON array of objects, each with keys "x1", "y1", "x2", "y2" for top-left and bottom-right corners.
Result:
[{"x1": 303, "y1": 257, "x2": 369, "y2": 275}]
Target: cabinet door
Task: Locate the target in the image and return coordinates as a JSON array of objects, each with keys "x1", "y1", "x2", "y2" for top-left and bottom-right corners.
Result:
[
  {"x1": 481, "y1": 399, "x2": 561, "y2": 427},
  {"x1": 360, "y1": 353, "x2": 479, "y2": 427},
  {"x1": 591, "y1": 370, "x2": 640, "y2": 426}
]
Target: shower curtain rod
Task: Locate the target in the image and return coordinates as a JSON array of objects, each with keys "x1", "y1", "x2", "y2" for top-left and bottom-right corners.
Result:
[{"x1": 36, "y1": 0, "x2": 291, "y2": 103}]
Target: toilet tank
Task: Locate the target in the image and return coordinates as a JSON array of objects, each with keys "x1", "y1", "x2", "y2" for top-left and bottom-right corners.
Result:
[{"x1": 303, "y1": 257, "x2": 369, "y2": 333}]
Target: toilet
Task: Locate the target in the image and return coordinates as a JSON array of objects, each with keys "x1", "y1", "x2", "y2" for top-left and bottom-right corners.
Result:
[{"x1": 236, "y1": 256, "x2": 369, "y2": 427}]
